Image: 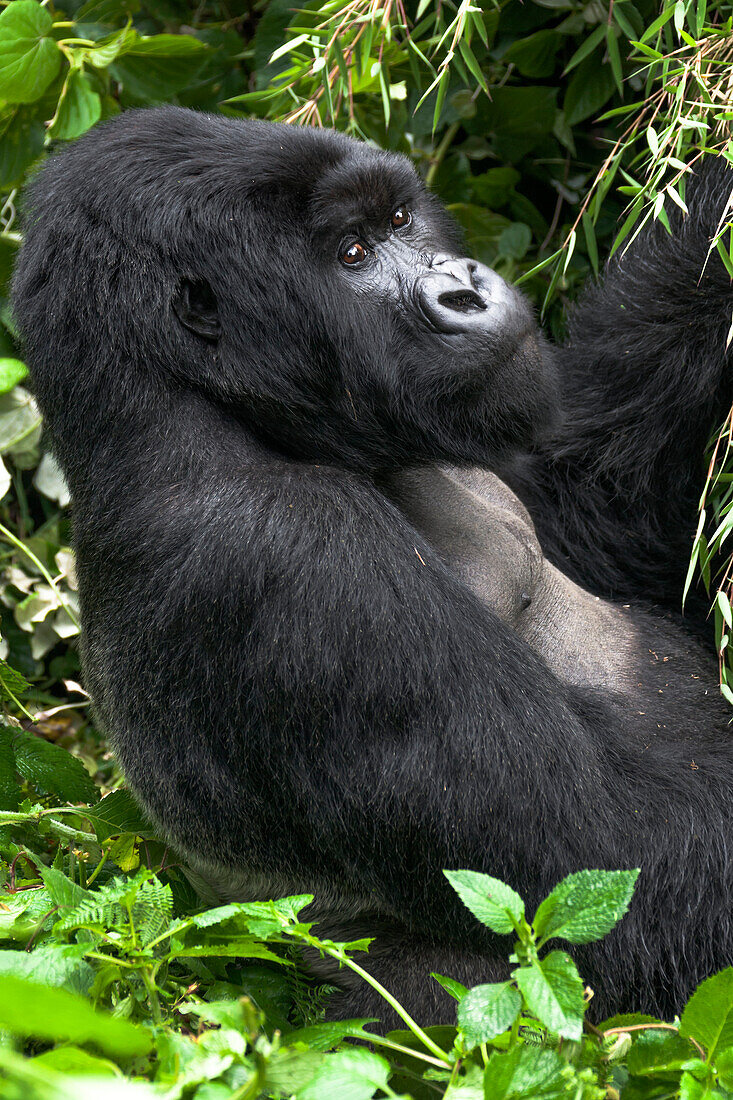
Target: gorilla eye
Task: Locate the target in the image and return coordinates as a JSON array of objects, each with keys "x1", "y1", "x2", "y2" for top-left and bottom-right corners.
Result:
[
  {"x1": 341, "y1": 241, "x2": 369, "y2": 266},
  {"x1": 391, "y1": 207, "x2": 411, "y2": 229}
]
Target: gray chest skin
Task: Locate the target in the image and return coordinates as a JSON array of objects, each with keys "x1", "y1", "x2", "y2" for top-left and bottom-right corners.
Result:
[{"x1": 382, "y1": 467, "x2": 710, "y2": 698}]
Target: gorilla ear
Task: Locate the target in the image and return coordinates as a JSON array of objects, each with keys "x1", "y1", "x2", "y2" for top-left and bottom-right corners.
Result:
[{"x1": 173, "y1": 279, "x2": 221, "y2": 342}]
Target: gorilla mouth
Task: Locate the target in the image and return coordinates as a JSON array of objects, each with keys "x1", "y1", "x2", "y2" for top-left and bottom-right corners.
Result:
[{"x1": 437, "y1": 289, "x2": 486, "y2": 313}]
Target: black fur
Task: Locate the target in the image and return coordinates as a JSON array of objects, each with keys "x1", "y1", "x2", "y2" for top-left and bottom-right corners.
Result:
[{"x1": 11, "y1": 107, "x2": 733, "y2": 1025}]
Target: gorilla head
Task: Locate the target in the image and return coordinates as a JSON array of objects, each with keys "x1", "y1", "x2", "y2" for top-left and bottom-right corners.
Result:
[{"x1": 15, "y1": 108, "x2": 553, "y2": 477}]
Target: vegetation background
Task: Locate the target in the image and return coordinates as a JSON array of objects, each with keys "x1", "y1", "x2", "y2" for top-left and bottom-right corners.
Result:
[{"x1": 0, "y1": 0, "x2": 733, "y2": 1096}]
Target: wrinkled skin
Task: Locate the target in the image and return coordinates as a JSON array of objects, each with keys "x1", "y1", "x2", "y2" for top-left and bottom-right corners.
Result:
[{"x1": 11, "y1": 108, "x2": 733, "y2": 1027}]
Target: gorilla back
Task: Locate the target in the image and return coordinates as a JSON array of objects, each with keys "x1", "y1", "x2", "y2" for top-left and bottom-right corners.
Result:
[{"x1": 12, "y1": 107, "x2": 733, "y2": 1024}]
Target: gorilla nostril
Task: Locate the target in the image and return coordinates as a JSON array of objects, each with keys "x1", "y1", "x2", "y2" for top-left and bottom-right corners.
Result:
[{"x1": 438, "y1": 288, "x2": 486, "y2": 313}]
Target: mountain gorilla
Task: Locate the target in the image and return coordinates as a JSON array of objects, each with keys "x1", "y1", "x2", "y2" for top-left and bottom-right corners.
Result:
[{"x1": 12, "y1": 107, "x2": 733, "y2": 1025}]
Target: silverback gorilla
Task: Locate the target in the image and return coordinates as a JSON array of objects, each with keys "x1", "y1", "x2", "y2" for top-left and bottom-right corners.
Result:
[{"x1": 11, "y1": 107, "x2": 733, "y2": 1025}]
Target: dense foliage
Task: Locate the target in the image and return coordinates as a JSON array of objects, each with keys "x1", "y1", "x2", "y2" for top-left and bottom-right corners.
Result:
[{"x1": 1, "y1": 0, "x2": 733, "y2": 1095}]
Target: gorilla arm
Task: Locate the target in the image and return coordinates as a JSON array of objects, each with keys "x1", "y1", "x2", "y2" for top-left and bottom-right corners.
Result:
[
  {"x1": 504, "y1": 157, "x2": 733, "y2": 610},
  {"x1": 81, "y1": 459, "x2": 733, "y2": 1011}
]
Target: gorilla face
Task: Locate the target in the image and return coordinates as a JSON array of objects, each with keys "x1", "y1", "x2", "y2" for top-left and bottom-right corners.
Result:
[{"x1": 17, "y1": 109, "x2": 557, "y2": 473}]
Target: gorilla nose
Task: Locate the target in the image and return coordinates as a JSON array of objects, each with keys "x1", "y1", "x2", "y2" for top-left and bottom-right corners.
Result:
[{"x1": 419, "y1": 255, "x2": 515, "y2": 333}]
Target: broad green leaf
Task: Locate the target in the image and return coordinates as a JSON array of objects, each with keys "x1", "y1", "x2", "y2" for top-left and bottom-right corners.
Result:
[
  {"x1": 457, "y1": 982, "x2": 521, "y2": 1046},
  {"x1": 532, "y1": 868, "x2": 639, "y2": 945},
  {"x1": 13, "y1": 729, "x2": 98, "y2": 804},
  {"x1": 445, "y1": 870, "x2": 524, "y2": 934},
  {"x1": 31, "y1": 1046, "x2": 119, "y2": 1076},
  {"x1": 111, "y1": 36, "x2": 206, "y2": 100},
  {"x1": 0, "y1": 659, "x2": 29, "y2": 702},
  {"x1": 37, "y1": 858, "x2": 91, "y2": 910},
  {"x1": 123, "y1": 34, "x2": 207, "y2": 58},
  {"x1": 564, "y1": 55, "x2": 616, "y2": 126},
  {"x1": 0, "y1": 974, "x2": 151, "y2": 1056},
  {"x1": 0, "y1": 945, "x2": 94, "y2": 996},
  {"x1": 482, "y1": 1045, "x2": 567, "y2": 1099},
  {"x1": 0, "y1": 106, "x2": 45, "y2": 189},
  {"x1": 83, "y1": 788, "x2": 155, "y2": 840},
  {"x1": 0, "y1": 1, "x2": 61, "y2": 104},
  {"x1": 81, "y1": 25, "x2": 138, "y2": 68},
  {"x1": 681, "y1": 968, "x2": 733, "y2": 1059},
  {"x1": 281, "y1": 1019, "x2": 377, "y2": 1051},
  {"x1": 297, "y1": 1047, "x2": 391, "y2": 1100},
  {"x1": 513, "y1": 951, "x2": 584, "y2": 1040},
  {"x1": 49, "y1": 70, "x2": 102, "y2": 142},
  {"x1": 0, "y1": 724, "x2": 19, "y2": 810},
  {"x1": 505, "y1": 30, "x2": 561, "y2": 78},
  {"x1": 0, "y1": 358, "x2": 28, "y2": 394},
  {"x1": 716, "y1": 1047, "x2": 733, "y2": 1090},
  {"x1": 498, "y1": 222, "x2": 532, "y2": 260},
  {"x1": 626, "y1": 1029, "x2": 695, "y2": 1075}
]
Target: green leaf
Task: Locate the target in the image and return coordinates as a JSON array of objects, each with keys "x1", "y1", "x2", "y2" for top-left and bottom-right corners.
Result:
[
  {"x1": 505, "y1": 30, "x2": 561, "y2": 78},
  {"x1": 626, "y1": 1029, "x2": 695, "y2": 1076},
  {"x1": 680, "y1": 968, "x2": 733, "y2": 1059},
  {"x1": 457, "y1": 982, "x2": 521, "y2": 1046},
  {"x1": 564, "y1": 55, "x2": 616, "y2": 126},
  {"x1": 532, "y1": 868, "x2": 639, "y2": 945},
  {"x1": 432, "y1": 972, "x2": 469, "y2": 1001},
  {"x1": 170, "y1": 940, "x2": 284, "y2": 962},
  {"x1": 0, "y1": 1, "x2": 61, "y2": 104},
  {"x1": 83, "y1": 788, "x2": 154, "y2": 840},
  {"x1": 0, "y1": 660, "x2": 30, "y2": 703},
  {"x1": 0, "y1": 974, "x2": 151, "y2": 1056},
  {"x1": 0, "y1": 945, "x2": 94, "y2": 996},
  {"x1": 0, "y1": 106, "x2": 45, "y2": 189},
  {"x1": 482, "y1": 1045, "x2": 568, "y2": 1099},
  {"x1": 0, "y1": 725, "x2": 19, "y2": 810},
  {"x1": 563, "y1": 24, "x2": 605, "y2": 74},
  {"x1": 444, "y1": 870, "x2": 524, "y2": 935},
  {"x1": 497, "y1": 222, "x2": 532, "y2": 260},
  {"x1": 0, "y1": 359, "x2": 28, "y2": 394},
  {"x1": 31, "y1": 1046, "x2": 120, "y2": 1077},
  {"x1": 13, "y1": 729, "x2": 98, "y2": 804},
  {"x1": 281, "y1": 1019, "x2": 377, "y2": 1052},
  {"x1": 513, "y1": 951, "x2": 584, "y2": 1040},
  {"x1": 111, "y1": 35, "x2": 206, "y2": 101},
  {"x1": 297, "y1": 1047, "x2": 391, "y2": 1100},
  {"x1": 49, "y1": 69, "x2": 101, "y2": 142}
]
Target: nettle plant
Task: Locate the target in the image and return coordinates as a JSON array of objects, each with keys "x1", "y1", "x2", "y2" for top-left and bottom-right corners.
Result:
[{"x1": 2, "y1": 852, "x2": 733, "y2": 1098}]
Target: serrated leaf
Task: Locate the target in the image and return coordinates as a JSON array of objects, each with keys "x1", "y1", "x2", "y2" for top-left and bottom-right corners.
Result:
[
  {"x1": 0, "y1": 658, "x2": 28, "y2": 702},
  {"x1": 0, "y1": 974, "x2": 151, "y2": 1056},
  {"x1": 533, "y1": 868, "x2": 639, "y2": 945},
  {"x1": 513, "y1": 951, "x2": 584, "y2": 1040},
  {"x1": 0, "y1": 1, "x2": 61, "y2": 104},
  {"x1": 170, "y1": 940, "x2": 285, "y2": 962},
  {"x1": 680, "y1": 968, "x2": 733, "y2": 1058},
  {"x1": 457, "y1": 981, "x2": 521, "y2": 1046},
  {"x1": 281, "y1": 1019, "x2": 377, "y2": 1051},
  {"x1": 444, "y1": 870, "x2": 524, "y2": 934},
  {"x1": 298, "y1": 1047, "x2": 390, "y2": 1100},
  {"x1": 482, "y1": 1045, "x2": 567, "y2": 1099},
  {"x1": 626, "y1": 1029, "x2": 694, "y2": 1075},
  {"x1": 0, "y1": 944, "x2": 94, "y2": 996},
  {"x1": 84, "y1": 788, "x2": 154, "y2": 840},
  {"x1": 13, "y1": 730, "x2": 98, "y2": 804}
]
